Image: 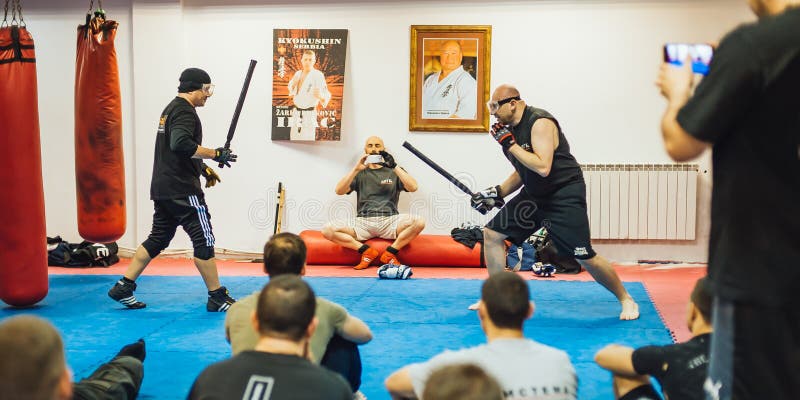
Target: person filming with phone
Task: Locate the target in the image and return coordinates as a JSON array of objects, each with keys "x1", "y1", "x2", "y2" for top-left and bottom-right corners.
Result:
[
  {"x1": 656, "y1": 1, "x2": 800, "y2": 399},
  {"x1": 322, "y1": 136, "x2": 425, "y2": 270}
]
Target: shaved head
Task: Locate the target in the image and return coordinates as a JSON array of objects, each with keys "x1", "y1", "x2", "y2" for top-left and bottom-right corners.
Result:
[
  {"x1": 364, "y1": 136, "x2": 386, "y2": 155},
  {"x1": 492, "y1": 84, "x2": 520, "y2": 101}
]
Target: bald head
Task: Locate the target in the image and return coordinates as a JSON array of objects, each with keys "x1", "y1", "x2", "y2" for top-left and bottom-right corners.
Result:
[
  {"x1": 492, "y1": 84, "x2": 520, "y2": 102},
  {"x1": 747, "y1": 0, "x2": 800, "y2": 17},
  {"x1": 364, "y1": 136, "x2": 385, "y2": 155},
  {"x1": 440, "y1": 40, "x2": 464, "y2": 75}
]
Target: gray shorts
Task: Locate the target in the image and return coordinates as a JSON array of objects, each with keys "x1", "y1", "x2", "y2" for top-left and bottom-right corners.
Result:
[{"x1": 334, "y1": 214, "x2": 410, "y2": 241}]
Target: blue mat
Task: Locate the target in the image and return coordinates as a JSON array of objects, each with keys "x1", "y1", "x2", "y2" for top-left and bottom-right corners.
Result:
[{"x1": 1, "y1": 275, "x2": 672, "y2": 399}]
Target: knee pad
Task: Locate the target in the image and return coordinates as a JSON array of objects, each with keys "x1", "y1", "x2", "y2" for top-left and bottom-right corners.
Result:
[
  {"x1": 194, "y1": 246, "x2": 215, "y2": 260},
  {"x1": 141, "y1": 240, "x2": 165, "y2": 259}
]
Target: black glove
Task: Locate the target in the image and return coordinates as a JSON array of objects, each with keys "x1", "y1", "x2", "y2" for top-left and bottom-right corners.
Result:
[
  {"x1": 201, "y1": 165, "x2": 221, "y2": 188},
  {"x1": 213, "y1": 147, "x2": 237, "y2": 168},
  {"x1": 470, "y1": 185, "x2": 505, "y2": 215},
  {"x1": 490, "y1": 122, "x2": 515, "y2": 150},
  {"x1": 379, "y1": 150, "x2": 397, "y2": 169}
]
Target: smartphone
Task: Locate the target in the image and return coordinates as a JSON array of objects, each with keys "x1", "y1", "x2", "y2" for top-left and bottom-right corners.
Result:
[
  {"x1": 663, "y1": 43, "x2": 714, "y2": 75},
  {"x1": 365, "y1": 154, "x2": 384, "y2": 164}
]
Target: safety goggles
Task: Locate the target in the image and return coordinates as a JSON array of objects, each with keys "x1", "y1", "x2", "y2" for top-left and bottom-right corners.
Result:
[
  {"x1": 201, "y1": 83, "x2": 215, "y2": 96},
  {"x1": 486, "y1": 96, "x2": 520, "y2": 113}
]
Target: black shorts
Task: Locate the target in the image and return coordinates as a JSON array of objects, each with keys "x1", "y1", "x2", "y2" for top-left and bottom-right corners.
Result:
[
  {"x1": 142, "y1": 195, "x2": 215, "y2": 255},
  {"x1": 485, "y1": 182, "x2": 596, "y2": 260},
  {"x1": 707, "y1": 297, "x2": 800, "y2": 400},
  {"x1": 619, "y1": 384, "x2": 661, "y2": 400}
]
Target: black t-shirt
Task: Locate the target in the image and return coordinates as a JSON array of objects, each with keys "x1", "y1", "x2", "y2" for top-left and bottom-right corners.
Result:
[
  {"x1": 349, "y1": 167, "x2": 405, "y2": 217},
  {"x1": 150, "y1": 97, "x2": 205, "y2": 200},
  {"x1": 676, "y1": 8, "x2": 800, "y2": 306},
  {"x1": 504, "y1": 106, "x2": 584, "y2": 198},
  {"x1": 187, "y1": 351, "x2": 352, "y2": 400},
  {"x1": 632, "y1": 333, "x2": 711, "y2": 400}
]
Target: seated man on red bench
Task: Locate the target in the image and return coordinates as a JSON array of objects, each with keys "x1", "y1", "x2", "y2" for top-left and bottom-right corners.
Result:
[{"x1": 322, "y1": 136, "x2": 425, "y2": 269}]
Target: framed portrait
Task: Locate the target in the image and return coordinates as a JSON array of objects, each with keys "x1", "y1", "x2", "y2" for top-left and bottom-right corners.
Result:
[{"x1": 409, "y1": 25, "x2": 491, "y2": 132}]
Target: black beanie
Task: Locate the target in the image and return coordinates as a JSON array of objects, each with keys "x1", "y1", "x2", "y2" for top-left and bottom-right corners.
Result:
[{"x1": 178, "y1": 67, "x2": 211, "y2": 93}]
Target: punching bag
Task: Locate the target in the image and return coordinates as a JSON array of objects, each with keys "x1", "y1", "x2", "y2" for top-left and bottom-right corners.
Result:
[
  {"x1": 0, "y1": 15, "x2": 49, "y2": 306},
  {"x1": 75, "y1": 8, "x2": 125, "y2": 243}
]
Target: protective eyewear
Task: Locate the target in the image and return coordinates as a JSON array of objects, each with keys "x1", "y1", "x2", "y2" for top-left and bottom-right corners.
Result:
[
  {"x1": 486, "y1": 96, "x2": 520, "y2": 113},
  {"x1": 201, "y1": 83, "x2": 215, "y2": 96}
]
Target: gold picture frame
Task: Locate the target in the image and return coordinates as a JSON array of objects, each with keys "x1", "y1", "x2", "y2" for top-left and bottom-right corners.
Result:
[{"x1": 409, "y1": 25, "x2": 491, "y2": 132}]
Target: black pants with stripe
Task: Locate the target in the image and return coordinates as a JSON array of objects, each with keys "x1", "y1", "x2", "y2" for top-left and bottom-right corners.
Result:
[{"x1": 142, "y1": 195, "x2": 215, "y2": 257}]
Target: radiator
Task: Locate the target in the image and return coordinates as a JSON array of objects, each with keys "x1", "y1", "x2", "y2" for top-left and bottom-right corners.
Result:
[{"x1": 581, "y1": 164, "x2": 699, "y2": 240}]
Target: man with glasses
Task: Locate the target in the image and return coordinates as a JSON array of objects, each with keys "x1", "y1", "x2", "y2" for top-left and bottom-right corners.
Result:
[
  {"x1": 108, "y1": 67, "x2": 238, "y2": 312},
  {"x1": 471, "y1": 84, "x2": 639, "y2": 320}
]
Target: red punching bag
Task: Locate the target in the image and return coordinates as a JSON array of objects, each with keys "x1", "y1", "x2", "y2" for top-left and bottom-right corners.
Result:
[
  {"x1": 75, "y1": 6, "x2": 125, "y2": 243},
  {"x1": 0, "y1": 16, "x2": 49, "y2": 306}
]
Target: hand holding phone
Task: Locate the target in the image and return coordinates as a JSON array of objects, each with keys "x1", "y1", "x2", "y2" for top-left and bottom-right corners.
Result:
[
  {"x1": 365, "y1": 154, "x2": 384, "y2": 164},
  {"x1": 663, "y1": 43, "x2": 714, "y2": 75}
]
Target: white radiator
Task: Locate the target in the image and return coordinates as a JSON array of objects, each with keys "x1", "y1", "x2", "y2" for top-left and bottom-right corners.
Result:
[{"x1": 582, "y1": 164, "x2": 699, "y2": 240}]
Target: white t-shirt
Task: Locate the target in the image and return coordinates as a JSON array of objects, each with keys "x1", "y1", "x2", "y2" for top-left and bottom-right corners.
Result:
[
  {"x1": 407, "y1": 338, "x2": 577, "y2": 399},
  {"x1": 421, "y1": 65, "x2": 477, "y2": 119}
]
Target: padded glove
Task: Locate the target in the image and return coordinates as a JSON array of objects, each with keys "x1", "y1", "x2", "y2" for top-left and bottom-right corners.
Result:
[
  {"x1": 201, "y1": 165, "x2": 221, "y2": 188},
  {"x1": 470, "y1": 185, "x2": 505, "y2": 215},
  {"x1": 379, "y1": 150, "x2": 397, "y2": 169},
  {"x1": 490, "y1": 122, "x2": 515, "y2": 150},
  {"x1": 377, "y1": 263, "x2": 413, "y2": 279},
  {"x1": 213, "y1": 147, "x2": 238, "y2": 168}
]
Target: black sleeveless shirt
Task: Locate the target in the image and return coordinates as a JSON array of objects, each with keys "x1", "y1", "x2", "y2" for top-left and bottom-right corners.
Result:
[{"x1": 503, "y1": 106, "x2": 583, "y2": 197}]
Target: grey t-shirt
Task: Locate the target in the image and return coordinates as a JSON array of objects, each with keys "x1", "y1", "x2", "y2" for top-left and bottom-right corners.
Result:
[
  {"x1": 225, "y1": 292, "x2": 348, "y2": 364},
  {"x1": 349, "y1": 167, "x2": 405, "y2": 217},
  {"x1": 407, "y1": 338, "x2": 577, "y2": 399}
]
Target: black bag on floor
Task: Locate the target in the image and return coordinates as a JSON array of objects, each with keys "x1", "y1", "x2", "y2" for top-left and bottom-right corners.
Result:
[
  {"x1": 47, "y1": 236, "x2": 120, "y2": 267},
  {"x1": 527, "y1": 228, "x2": 582, "y2": 274}
]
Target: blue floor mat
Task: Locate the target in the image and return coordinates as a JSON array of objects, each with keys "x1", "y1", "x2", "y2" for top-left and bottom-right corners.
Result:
[{"x1": 1, "y1": 275, "x2": 672, "y2": 399}]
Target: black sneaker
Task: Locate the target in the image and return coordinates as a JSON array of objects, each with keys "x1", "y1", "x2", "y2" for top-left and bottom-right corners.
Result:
[
  {"x1": 207, "y1": 286, "x2": 236, "y2": 312},
  {"x1": 108, "y1": 280, "x2": 146, "y2": 309}
]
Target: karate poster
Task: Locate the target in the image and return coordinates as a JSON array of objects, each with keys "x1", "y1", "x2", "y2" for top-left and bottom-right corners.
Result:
[{"x1": 271, "y1": 29, "x2": 348, "y2": 141}]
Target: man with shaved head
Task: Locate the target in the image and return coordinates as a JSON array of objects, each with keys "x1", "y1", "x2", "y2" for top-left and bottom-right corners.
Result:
[
  {"x1": 472, "y1": 84, "x2": 639, "y2": 320},
  {"x1": 323, "y1": 136, "x2": 425, "y2": 270},
  {"x1": 422, "y1": 40, "x2": 477, "y2": 119}
]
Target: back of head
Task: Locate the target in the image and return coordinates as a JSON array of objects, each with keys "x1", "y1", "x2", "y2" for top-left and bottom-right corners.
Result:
[
  {"x1": 422, "y1": 364, "x2": 503, "y2": 400},
  {"x1": 0, "y1": 316, "x2": 66, "y2": 400},
  {"x1": 178, "y1": 67, "x2": 211, "y2": 93},
  {"x1": 263, "y1": 232, "x2": 307, "y2": 276},
  {"x1": 690, "y1": 276, "x2": 713, "y2": 322},
  {"x1": 256, "y1": 275, "x2": 316, "y2": 341},
  {"x1": 481, "y1": 272, "x2": 530, "y2": 330}
]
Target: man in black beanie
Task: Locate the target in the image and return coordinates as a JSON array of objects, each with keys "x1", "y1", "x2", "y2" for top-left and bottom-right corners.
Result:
[{"x1": 108, "y1": 67, "x2": 238, "y2": 312}]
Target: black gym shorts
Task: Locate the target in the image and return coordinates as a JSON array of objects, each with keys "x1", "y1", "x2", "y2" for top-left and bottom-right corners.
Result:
[
  {"x1": 143, "y1": 195, "x2": 215, "y2": 252},
  {"x1": 485, "y1": 182, "x2": 596, "y2": 260}
]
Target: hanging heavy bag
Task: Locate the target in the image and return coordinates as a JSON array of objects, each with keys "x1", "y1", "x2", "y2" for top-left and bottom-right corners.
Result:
[
  {"x1": 0, "y1": 2, "x2": 49, "y2": 306},
  {"x1": 74, "y1": 2, "x2": 125, "y2": 243}
]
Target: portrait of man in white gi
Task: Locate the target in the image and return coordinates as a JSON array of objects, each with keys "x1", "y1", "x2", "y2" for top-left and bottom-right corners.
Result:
[{"x1": 421, "y1": 39, "x2": 478, "y2": 120}]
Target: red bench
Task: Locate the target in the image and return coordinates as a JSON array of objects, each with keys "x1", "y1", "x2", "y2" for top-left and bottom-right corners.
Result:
[{"x1": 300, "y1": 230, "x2": 483, "y2": 267}]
